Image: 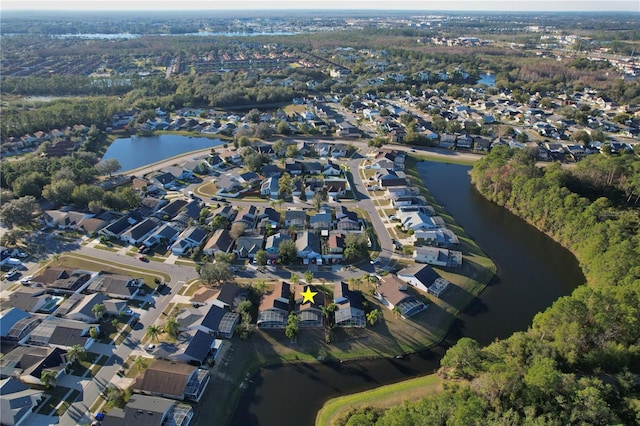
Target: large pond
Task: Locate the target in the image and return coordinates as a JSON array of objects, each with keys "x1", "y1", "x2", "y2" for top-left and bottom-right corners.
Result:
[
  {"x1": 478, "y1": 73, "x2": 496, "y2": 87},
  {"x1": 101, "y1": 134, "x2": 224, "y2": 172},
  {"x1": 231, "y1": 161, "x2": 584, "y2": 426}
]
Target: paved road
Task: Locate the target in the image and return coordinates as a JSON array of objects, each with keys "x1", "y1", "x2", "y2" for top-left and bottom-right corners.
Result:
[{"x1": 57, "y1": 248, "x2": 195, "y2": 426}]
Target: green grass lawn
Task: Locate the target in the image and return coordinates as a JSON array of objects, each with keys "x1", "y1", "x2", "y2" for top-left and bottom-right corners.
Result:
[
  {"x1": 316, "y1": 374, "x2": 442, "y2": 426},
  {"x1": 53, "y1": 254, "x2": 170, "y2": 288}
]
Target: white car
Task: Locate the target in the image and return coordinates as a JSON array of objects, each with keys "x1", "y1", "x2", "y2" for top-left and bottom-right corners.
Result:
[
  {"x1": 124, "y1": 308, "x2": 133, "y2": 316},
  {"x1": 20, "y1": 275, "x2": 33, "y2": 284},
  {"x1": 370, "y1": 258, "x2": 380, "y2": 265},
  {"x1": 146, "y1": 344, "x2": 156, "y2": 351}
]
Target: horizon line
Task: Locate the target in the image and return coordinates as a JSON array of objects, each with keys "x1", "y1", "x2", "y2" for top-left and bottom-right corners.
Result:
[{"x1": 2, "y1": 8, "x2": 639, "y2": 13}]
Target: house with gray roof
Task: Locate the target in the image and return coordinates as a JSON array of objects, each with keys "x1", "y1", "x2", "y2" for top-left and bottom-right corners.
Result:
[
  {"x1": 257, "y1": 281, "x2": 291, "y2": 329},
  {"x1": 171, "y1": 227, "x2": 208, "y2": 256},
  {"x1": 169, "y1": 330, "x2": 218, "y2": 366},
  {"x1": 188, "y1": 304, "x2": 240, "y2": 338},
  {"x1": 234, "y1": 235, "x2": 264, "y2": 259},
  {"x1": 99, "y1": 215, "x2": 136, "y2": 239},
  {"x1": 154, "y1": 199, "x2": 188, "y2": 220},
  {"x1": 27, "y1": 317, "x2": 98, "y2": 350},
  {"x1": 296, "y1": 231, "x2": 321, "y2": 260},
  {"x1": 0, "y1": 378, "x2": 43, "y2": 426},
  {"x1": 310, "y1": 211, "x2": 332, "y2": 230},
  {"x1": 334, "y1": 282, "x2": 366, "y2": 328},
  {"x1": 0, "y1": 288, "x2": 50, "y2": 314},
  {"x1": 397, "y1": 264, "x2": 451, "y2": 297},
  {"x1": 265, "y1": 232, "x2": 290, "y2": 257},
  {"x1": 86, "y1": 273, "x2": 143, "y2": 300},
  {"x1": 284, "y1": 210, "x2": 307, "y2": 229},
  {"x1": 121, "y1": 218, "x2": 160, "y2": 246},
  {"x1": 100, "y1": 394, "x2": 193, "y2": 426},
  {"x1": 0, "y1": 346, "x2": 68, "y2": 386}
]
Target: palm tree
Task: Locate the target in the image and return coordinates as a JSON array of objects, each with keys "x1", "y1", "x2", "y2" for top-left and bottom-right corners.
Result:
[
  {"x1": 67, "y1": 344, "x2": 87, "y2": 365},
  {"x1": 40, "y1": 370, "x2": 57, "y2": 389},
  {"x1": 392, "y1": 306, "x2": 402, "y2": 319},
  {"x1": 366, "y1": 309, "x2": 382, "y2": 325},
  {"x1": 133, "y1": 356, "x2": 146, "y2": 373},
  {"x1": 145, "y1": 324, "x2": 161, "y2": 343},
  {"x1": 92, "y1": 303, "x2": 106, "y2": 321},
  {"x1": 164, "y1": 316, "x2": 180, "y2": 339},
  {"x1": 52, "y1": 253, "x2": 60, "y2": 264},
  {"x1": 304, "y1": 270, "x2": 314, "y2": 284},
  {"x1": 290, "y1": 273, "x2": 299, "y2": 285}
]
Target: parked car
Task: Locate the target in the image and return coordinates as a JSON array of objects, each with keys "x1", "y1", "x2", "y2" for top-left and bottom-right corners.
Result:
[
  {"x1": 20, "y1": 275, "x2": 33, "y2": 284},
  {"x1": 139, "y1": 255, "x2": 148, "y2": 262},
  {"x1": 137, "y1": 245, "x2": 147, "y2": 253},
  {"x1": 5, "y1": 258, "x2": 22, "y2": 266},
  {"x1": 370, "y1": 257, "x2": 380, "y2": 265},
  {"x1": 5, "y1": 269, "x2": 20, "y2": 280}
]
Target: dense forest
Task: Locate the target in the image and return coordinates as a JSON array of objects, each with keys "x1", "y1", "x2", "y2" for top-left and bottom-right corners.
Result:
[{"x1": 340, "y1": 148, "x2": 640, "y2": 425}]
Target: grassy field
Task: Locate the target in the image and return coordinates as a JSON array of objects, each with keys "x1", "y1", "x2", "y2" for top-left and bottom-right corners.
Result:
[
  {"x1": 52, "y1": 253, "x2": 170, "y2": 288},
  {"x1": 316, "y1": 374, "x2": 443, "y2": 426}
]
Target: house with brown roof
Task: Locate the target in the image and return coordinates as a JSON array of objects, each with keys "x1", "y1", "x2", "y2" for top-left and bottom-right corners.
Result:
[
  {"x1": 257, "y1": 281, "x2": 291, "y2": 329},
  {"x1": 202, "y1": 229, "x2": 234, "y2": 256},
  {"x1": 376, "y1": 275, "x2": 427, "y2": 318},
  {"x1": 133, "y1": 359, "x2": 210, "y2": 402},
  {"x1": 0, "y1": 346, "x2": 68, "y2": 386},
  {"x1": 32, "y1": 268, "x2": 97, "y2": 294}
]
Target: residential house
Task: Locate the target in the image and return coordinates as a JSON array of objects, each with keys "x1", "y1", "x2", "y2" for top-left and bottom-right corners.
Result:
[
  {"x1": 32, "y1": 268, "x2": 96, "y2": 294},
  {"x1": 303, "y1": 161, "x2": 322, "y2": 175},
  {"x1": 65, "y1": 293, "x2": 109, "y2": 322},
  {"x1": 151, "y1": 172, "x2": 176, "y2": 189},
  {"x1": 155, "y1": 199, "x2": 189, "y2": 220},
  {"x1": 210, "y1": 282, "x2": 247, "y2": 311},
  {"x1": 285, "y1": 161, "x2": 304, "y2": 176},
  {"x1": 215, "y1": 174, "x2": 243, "y2": 195},
  {"x1": 294, "y1": 285, "x2": 326, "y2": 328},
  {"x1": 284, "y1": 210, "x2": 307, "y2": 229},
  {"x1": 327, "y1": 233, "x2": 345, "y2": 257},
  {"x1": 99, "y1": 215, "x2": 136, "y2": 239},
  {"x1": 133, "y1": 360, "x2": 210, "y2": 402},
  {"x1": 322, "y1": 162, "x2": 341, "y2": 176},
  {"x1": 139, "y1": 197, "x2": 167, "y2": 215},
  {"x1": 397, "y1": 264, "x2": 451, "y2": 297},
  {"x1": 0, "y1": 288, "x2": 52, "y2": 314},
  {"x1": 333, "y1": 282, "x2": 366, "y2": 328},
  {"x1": 165, "y1": 165, "x2": 193, "y2": 182},
  {"x1": 257, "y1": 207, "x2": 280, "y2": 231},
  {"x1": 377, "y1": 170, "x2": 407, "y2": 187},
  {"x1": 265, "y1": 232, "x2": 291, "y2": 258},
  {"x1": 375, "y1": 275, "x2": 427, "y2": 318},
  {"x1": 336, "y1": 123, "x2": 361, "y2": 138},
  {"x1": 0, "y1": 346, "x2": 67, "y2": 386},
  {"x1": 143, "y1": 223, "x2": 181, "y2": 248},
  {"x1": 413, "y1": 229, "x2": 459, "y2": 248},
  {"x1": 171, "y1": 227, "x2": 208, "y2": 256},
  {"x1": 202, "y1": 229, "x2": 234, "y2": 256},
  {"x1": 401, "y1": 212, "x2": 445, "y2": 232},
  {"x1": 169, "y1": 330, "x2": 218, "y2": 366},
  {"x1": 234, "y1": 235, "x2": 264, "y2": 259},
  {"x1": 0, "y1": 378, "x2": 44, "y2": 426},
  {"x1": 261, "y1": 164, "x2": 282, "y2": 178},
  {"x1": 188, "y1": 304, "x2": 240, "y2": 338},
  {"x1": 27, "y1": 317, "x2": 99, "y2": 350},
  {"x1": 86, "y1": 273, "x2": 144, "y2": 300},
  {"x1": 315, "y1": 143, "x2": 331, "y2": 157},
  {"x1": 296, "y1": 231, "x2": 321, "y2": 261},
  {"x1": 260, "y1": 177, "x2": 280, "y2": 200},
  {"x1": 325, "y1": 179, "x2": 348, "y2": 199},
  {"x1": 100, "y1": 394, "x2": 193, "y2": 426},
  {"x1": 331, "y1": 144, "x2": 348, "y2": 158},
  {"x1": 257, "y1": 281, "x2": 292, "y2": 329},
  {"x1": 391, "y1": 195, "x2": 427, "y2": 208},
  {"x1": 121, "y1": 218, "x2": 160, "y2": 246},
  {"x1": 0, "y1": 308, "x2": 30, "y2": 340},
  {"x1": 233, "y1": 206, "x2": 257, "y2": 230},
  {"x1": 413, "y1": 247, "x2": 463, "y2": 268},
  {"x1": 237, "y1": 171, "x2": 260, "y2": 186},
  {"x1": 309, "y1": 211, "x2": 332, "y2": 231},
  {"x1": 41, "y1": 210, "x2": 93, "y2": 230}
]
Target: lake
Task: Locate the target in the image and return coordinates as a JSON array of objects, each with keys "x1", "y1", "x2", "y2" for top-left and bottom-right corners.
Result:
[
  {"x1": 101, "y1": 134, "x2": 224, "y2": 172},
  {"x1": 478, "y1": 73, "x2": 496, "y2": 87},
  {"x1": 231, "y1": 161, "x2": 584, "y2": 426}
]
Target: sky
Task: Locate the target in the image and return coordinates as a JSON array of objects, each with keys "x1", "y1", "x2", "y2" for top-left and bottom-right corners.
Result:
[{"x1": 1, "y1": 0, "x2": 639, "y2": 12}]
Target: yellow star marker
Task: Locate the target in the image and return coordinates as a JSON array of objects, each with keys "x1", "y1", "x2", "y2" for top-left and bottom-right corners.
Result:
[{"x1": 301, "y1": 287, "x2": 317, "y2": 304}]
